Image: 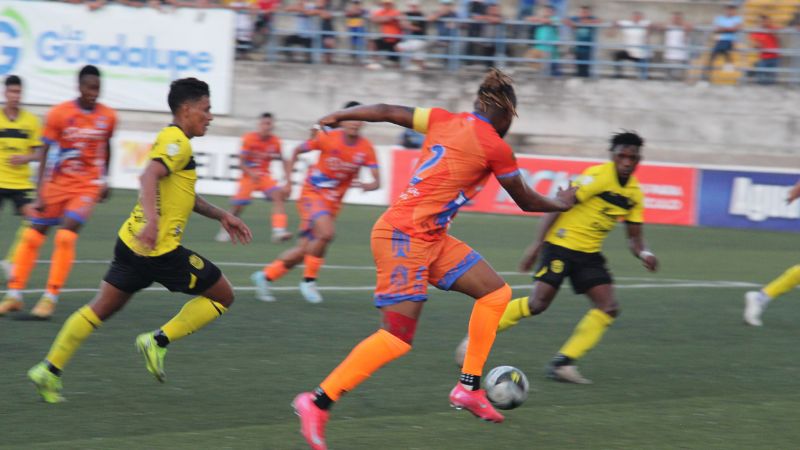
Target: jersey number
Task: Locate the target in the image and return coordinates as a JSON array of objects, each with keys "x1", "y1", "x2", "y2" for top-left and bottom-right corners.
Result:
[{"x1": 410, "y1": 144, "x2": 445, "y2": 186}]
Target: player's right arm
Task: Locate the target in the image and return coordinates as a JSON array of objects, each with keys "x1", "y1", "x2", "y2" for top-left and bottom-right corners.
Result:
[
  {"x1": 518, "y1": 212, "x2": 561, "y2": 273},
  {"x1": 786, "y1": 179, "x2": 800, "y2": 204},
  {"x1": 318, "y1": 104, "x2": 415, "y2": 129},
  {"x1": 137, "y1": 160, "x2": 169, "y2": 250},
  {"x1": 499, "y1": 175, "x2": 576, "y2": 214}
]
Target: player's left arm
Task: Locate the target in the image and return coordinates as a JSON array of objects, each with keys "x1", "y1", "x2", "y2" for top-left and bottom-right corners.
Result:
[
  {"x1": 626, "y1": 222, "x2": 658, "y2": 272},
  {"x1": 786, "y1": 179, "x2": 800, "y2": 204},
  {"x1": 358, "y1": 146, "x2": 381, "y2": 191},
  {"x1": 317, "y1": 104, "x2": 414, "y2": 129},
  {"x1": 193, "y1": 195, "x2": 253, "y2": 245},
  {"x1": 99, "y1": 138, "x2": 113, "y2": 201}
]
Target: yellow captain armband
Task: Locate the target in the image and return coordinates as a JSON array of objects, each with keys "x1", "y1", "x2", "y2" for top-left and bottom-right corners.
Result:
[{"x1": 412, "y1": 108, "x2": 432, "y2": 134}]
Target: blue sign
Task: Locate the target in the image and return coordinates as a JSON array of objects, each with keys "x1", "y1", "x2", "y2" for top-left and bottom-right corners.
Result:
[{"x1": 698, "y1": 169, "x2": 800, "y2": 232}]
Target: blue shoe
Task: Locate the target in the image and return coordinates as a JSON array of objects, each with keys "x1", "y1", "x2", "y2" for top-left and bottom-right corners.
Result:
[{"x1": 251, "y1": 271, "x2": 275, "y2": 302}]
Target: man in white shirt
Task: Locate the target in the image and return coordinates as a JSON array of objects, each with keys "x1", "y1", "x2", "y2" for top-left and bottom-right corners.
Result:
[
  {"x1": 613, "y1": 11, "x2": 651, "y2": 79},
  {"x1": 662, "y1": 11, "x2": 692, "y2": 81}
]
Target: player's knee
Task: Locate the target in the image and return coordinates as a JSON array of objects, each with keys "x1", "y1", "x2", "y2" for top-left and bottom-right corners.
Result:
[
  {"x1": 601, "y1": 303, "x2": 620, "y2": 318},
  {"x1": 209, "y1": 277, "x2": 236, "y2": 308},
  {"x1": 381, "y1": 310, "x2": 418, "y2": 345},
  {"x1": 55, "y1": 229, "x2": 78, "y2": 248},
  {"x1": 316, "y1": 228, "x2": 335, "y2": 243}
]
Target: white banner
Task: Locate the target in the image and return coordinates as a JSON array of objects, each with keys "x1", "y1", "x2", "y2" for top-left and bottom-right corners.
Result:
[
  {"x1": 0, "y1": 1, "x2": 234, "y2": 113},
  {"x1": 109, "y1": 130, "x2": 392, "y2": 206}
]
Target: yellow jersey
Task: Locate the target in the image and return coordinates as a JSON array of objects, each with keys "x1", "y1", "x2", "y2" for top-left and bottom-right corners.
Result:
[
  {"x1": 545, "y1": 161, "x2": 644, "y2": 253},
  {"x1": 119, "y1": 126, "x2": 197, "y2": 256},
  {"x1": 0, "y1": 109, "x2": 43, "y2": 190}
]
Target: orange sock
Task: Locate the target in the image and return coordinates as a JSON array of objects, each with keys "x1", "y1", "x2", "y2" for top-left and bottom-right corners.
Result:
[
  {"x1": 462, "y1": 284, "x2": 512, "y2": 376},
  {"x1": 272, "y1": 213, "x2": 288, "y2": 230},
  {"x1": 46, "y1": 229, "x2": 78, "y2": 296},
  {"x1": 264, "y1": 260, "x2": 289, "y2": 282},
  {"x1": 303, "y1": 255, "x2": 324, "y2": 280},
  {"x1": 8, "y1": 228, "x2": 46, "y2": 290},
  {"x1": 319, "y1": 329, "x2": 411, "y2": 401}
]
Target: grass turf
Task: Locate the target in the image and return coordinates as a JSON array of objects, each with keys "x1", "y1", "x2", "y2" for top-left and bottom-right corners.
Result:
[{"x1": 1, "y1": 190, "x2": 799, "y2": 449}]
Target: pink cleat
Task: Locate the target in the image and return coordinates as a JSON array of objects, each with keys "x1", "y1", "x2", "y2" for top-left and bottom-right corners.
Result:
[
  {"x1": 449, "y1": 383, "x2": 504, "y2": 423},
  {"x1": 292, "y1": 392, "x2": 329, "y2": 450}
]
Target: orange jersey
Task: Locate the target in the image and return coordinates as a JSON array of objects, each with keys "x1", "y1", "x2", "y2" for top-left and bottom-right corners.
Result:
[
  {"x1": 43, "y1": 100, "x2": 117, "y2": 184},
  {"x1": 240, "y1": 132, "x2": 282, "y2": 176},
  {"x1": 383, "y1": 108, "x2": 519, "y2": 241},
  {"x1": 299, "y1": 129, "x2": 378, "y2": 203}
]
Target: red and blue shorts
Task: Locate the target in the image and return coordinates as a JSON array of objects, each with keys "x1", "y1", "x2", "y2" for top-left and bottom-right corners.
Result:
[
  {"x1": 297, "y1": 190, "x2": 341, "y2": 238},
  {"x1": 371, "y1": 217, "x2": 483, "y2": 307},
  {"x1": 231, "y1": 175, "x2": 280, "y2": 205},
  {"x1": 29, "y1": 178, "x2": 102, "y2": 226}
]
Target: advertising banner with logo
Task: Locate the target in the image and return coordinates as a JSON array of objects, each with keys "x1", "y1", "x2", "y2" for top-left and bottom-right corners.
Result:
[
  {"x1": 391, "y1": 150, "x2": 697, "y2": 226},
  {"x1": 698, "y1": 169, "x2": 800, "y2": 232},
  {"x1": 0, "y1": 1, "x2": 234, "y2": 113},
  {"x1": 109, "y1": 131, "x2": 391, "y2": 206}
]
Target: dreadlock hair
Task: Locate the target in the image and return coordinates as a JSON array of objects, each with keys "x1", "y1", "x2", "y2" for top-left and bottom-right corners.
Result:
[
  {"x1": 609, "y1": 130, "x2": 644, "y2": 152},
  {"x1": 476, "y1": 68, "x2": 517, "y2": 117}
]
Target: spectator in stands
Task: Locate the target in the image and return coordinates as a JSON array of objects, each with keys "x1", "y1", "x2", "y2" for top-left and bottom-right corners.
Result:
[
  {"x1": 749, "y1": 15, "x2": 781, "y2": 85},
  {"x1": 661, "y1": 11, "x2": 692, "y2": 81},
  {"x1": 253, "y1": 0, "x2": 280, "y2": 49},
  {"x1": 465, "y1": 0, "x2": 490, "y2": 64},
  {"x1": 466, "y1": 1, "x2": 504, "y2": 67},
  {"x1": 397, "y1": 0, "x2": 429, "y2": 70},
  {"x1": 527, "y1": 4, "x2": 561, "y2": 76},
  {"x1": 703, "y1": 4, "x2": 743, "y2": 79},
  {"x1": 345, "y1": 0, "x2": 368, "y2": 61},
  {"x1": 791, "y1": 14, "x2": 800, "y2": 84},
  {"x1": 564, "y1": 5, "x2": 600, "y2": 78},
  {"x1": 368, "y1": 0, "x2": 404, "y2": 68},
  {"x1": 229, "y1": 0, "x2": 259, "y2": 57},
  {"x1": 518, "y1": 0, "x2": 535, "y2": 20},
  {"x1": 317, "y1": 0, "x2": 338, "y2": 64},
  {"x1": 613, "y1": 10, "x2": 652, "y2": 79},
  {"x1": 428, "y1": 0, "x2": 458, "y2": 60},
  {"x1": 282, "y1": 0, "x2": 319, "y2": 63}
]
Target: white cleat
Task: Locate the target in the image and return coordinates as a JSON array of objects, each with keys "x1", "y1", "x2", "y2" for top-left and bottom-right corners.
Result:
[
  {"x1": 299, "y1": 281, "x2": 323, "y2": 304},
  {"x1": 271, "y1": 229, "x2": 293, "y2": 243},
  {"x1": 744, "y1": 291, "x2": 764, "y2": 327},
  {"x1": 215, "y1": 229, "x2": 231, "y2": 243},
  {"x1": 547, "y1": 365, "x2": 592, "y2": 385},
  {"x1": 251, "y1": 271, "x2": 276, "y2": 302}
]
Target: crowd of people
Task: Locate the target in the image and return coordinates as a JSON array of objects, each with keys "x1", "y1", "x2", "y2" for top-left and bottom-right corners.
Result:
[{"x1": 62, "y1": 0, "x2": 800, "y2": 82}]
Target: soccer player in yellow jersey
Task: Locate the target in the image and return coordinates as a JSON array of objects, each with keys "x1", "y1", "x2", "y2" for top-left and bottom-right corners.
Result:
[
  {"x1": 743, "y1": 179, "x2": 800, "y2": 327},
  {"x1": 0, "y1": 75, "x2": 43, "y2": 281},
  {"x1": 27, "y1": 78, "x2": 253, "y2": 403},
  {"x1": 461, "y1": 132, "x2": 659, "y2": 384}
]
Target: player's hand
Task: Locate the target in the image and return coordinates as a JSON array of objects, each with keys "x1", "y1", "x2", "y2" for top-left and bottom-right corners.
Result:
[
  {"x1": 8, "y1": 155, "x2": 31, "y2": 166},
  {"x1": 317, "y1": 114, "x2": 340, "y2": 130},
  {"x1": 518, "y1": 244, "x2": 542, "y2": 273},
  {"x1": 639, "y1": 251, "x2": 658, "y2": 272},
  {"x1": 281, "y1": 183, "x2": 292, "y2": 199},
  {"x1": 555, "y1": 185, "x2": 578, "y2": 211},
  {"x1": 221, "y1": 212, "x2": 253, "y2": 245},
  {"x1": 786, "y1": 183, "x2": 800, "y2": 204},
  {"x1": 137, "y1": 221, "x2": 158, "y2": 251},
  {"x1": 360, "y1": 180, "x2": 380, "y2": 192},
  {"x1": 30, "y1": 197, "x2": 45, "y2": 213},
  {"x1": 100, "y1": 185, "x2": 112, "y2": 202}
]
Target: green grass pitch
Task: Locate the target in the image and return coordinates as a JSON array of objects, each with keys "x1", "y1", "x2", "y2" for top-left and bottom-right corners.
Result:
[{"x1": 2, "y1": 190, "x2": 800, "y2": 449}]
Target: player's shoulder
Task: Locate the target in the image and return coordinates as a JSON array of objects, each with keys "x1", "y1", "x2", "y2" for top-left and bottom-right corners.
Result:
[
  {"x1": 157, "y1": 125, "x2": 190, "y2": 145},
  {"x1": 242, "y1": 131, "x2": 258, "y2": 141},
  {"x1": 17, "y1": 109, "x2": 41, "y2": 127},
  {"x1": 95, "y1": 102, "x2": 116, "y2": 116},
  {"x1": 583, "y1": 161, "x2": 613, "y2": 176},
  {"x1": 47, "y1": 100, "x2": 75, "y2": 117}
]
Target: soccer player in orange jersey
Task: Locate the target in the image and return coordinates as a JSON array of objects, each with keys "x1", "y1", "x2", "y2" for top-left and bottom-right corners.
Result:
[
  {"x1": 251, "y1": 101, "x2": 380, "y2": 304},
  {"x1": 215, "y1": 113, "x2": 292, "y2": 244},
  {"x1": 290, "y1": 69, "x2": 577, "y2": 450},
  {"x1": 0, "y1": 65, "x2": 116, "y2": 320}
]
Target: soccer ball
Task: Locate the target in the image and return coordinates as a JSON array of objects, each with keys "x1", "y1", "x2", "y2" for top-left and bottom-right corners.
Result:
[{"x1": 484, "y1": 365, "x2": 529, "y2": 410}]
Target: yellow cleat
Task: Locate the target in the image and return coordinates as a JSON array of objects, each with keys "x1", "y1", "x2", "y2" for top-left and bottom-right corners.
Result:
[
  {"x1": 0, "y1": 295, "x2": 24, "y2": 316},
  {"x1": 28, "y1": 362, "x2": 65, "y2": 403},
  {"x1": 31, "y1": 296, "x2": 56, "y2": 319}
]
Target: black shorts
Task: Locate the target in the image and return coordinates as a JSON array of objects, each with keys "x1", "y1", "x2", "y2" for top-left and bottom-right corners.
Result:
[
  {"x1": 534, "y1": 242, "x2": 613, "y2": 294},
  {"x1": 0, "y1": 188, "x2": 33, "y2": 214},
  {"x1": 103, "y1": 238, "x2": 222, "y2": 295}
]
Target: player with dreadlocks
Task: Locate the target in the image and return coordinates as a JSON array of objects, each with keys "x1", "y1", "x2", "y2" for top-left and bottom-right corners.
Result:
[{"x1": 290, "y1": 68, "x2": 577, "y2": 450}]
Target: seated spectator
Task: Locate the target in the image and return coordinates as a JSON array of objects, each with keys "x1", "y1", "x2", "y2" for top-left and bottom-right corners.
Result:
[
  {"x1": 429, "y1": 0, "x2": 458, "y2": 47},
  {"x1": 368, "y1": 0, "x2": 404, "y2": 68},
  {"x1": 465, "y1": 0, "x2": 489, "y2": 65},
  {"x1": 613, "y1": 10, "x2": 652, "y2": 79},
  {"x1": 317, "y1": 0, "x2": 338, "y2": 64},
  {"x1": 397, "y1": 0, "x2": 430, "y2": 70},
  {"x1": 527, "y1": 4, "x2": 561, "y2": 76},
  {"x1": 229, "y1": 0, "x2": 259, "y2": 57},
  {"x1": 704, "y1": 4, "x2": 743, "y2": 79},
  {"x1": 750, "y1": 15, "x2": 781, "y2": 85},
  {"x1": 282, "y1": 0, "x2": 319, "y2": 63},
  {"x1": 661, "y1": 11, "x2": 692, "y2": 81},
  {"x1": 345, "y1": 0, "x2": 368, "y2": 61},
  {"x1": 564, "y1": 5, "x2": 600, "y2": 78},
  {"x1": 253, "y1": 0, "x2": 281, "y2": 47}
]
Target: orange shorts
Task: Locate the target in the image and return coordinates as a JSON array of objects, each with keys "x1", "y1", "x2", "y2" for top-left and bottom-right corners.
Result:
[
  {"x1": 371, "y1": 217, "x2": 483, "y2": 307},
  {"x1": 231, "y1": 175, "x2": 279, "y2": 205},
  {"x1": 29, "y1": 179, "x2": 102, "y2": 226},
  {"x1": 297, "y1": 190, "x2": 342, "y2": 238}
]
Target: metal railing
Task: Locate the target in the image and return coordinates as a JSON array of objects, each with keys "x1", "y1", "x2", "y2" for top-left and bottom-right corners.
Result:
[{"x1": 239, "y1": 12, "x2": 800, "y2": 84}]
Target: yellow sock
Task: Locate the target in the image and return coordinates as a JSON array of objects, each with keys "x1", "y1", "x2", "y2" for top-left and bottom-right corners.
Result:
[
  {"x1": 559, "y1": 309, "x2": 614, "y2": 360},
  {"x1": 763, "y1": 265, "x2": 800, "y2": 299},
  {"x1": 46, "y1": 305, "x2": 103, "y2": 370},
  {"x1": 161, "y1": 297, "x2": 228, "y2": 343},
  {"x1": 4, "y1": 222, "x2": 27, "y2": 261},
  {"x1": 497, "y1": 296, "x2": 531, "y2": 332}
]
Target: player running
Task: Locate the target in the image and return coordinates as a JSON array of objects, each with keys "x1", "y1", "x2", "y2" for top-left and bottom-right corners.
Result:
[
  {"x1": 743, "y1": 179, "x2": 800, "y2": 327},
  {"x1": 215, "y1": 112, "x2": 292, "y2": 244},
  {"x1": 251, "y1": 101, "x2": 380, "y2": 304},
  {"x1": 27, "y1": 77, "x2": 252, "y2": 403},
  {"x1": 0, "y1": 75, "x2": 43, "y2": 281},
  {"x1": 468, "y1": 131, "x2": 659, "y2": 385},
  {"x1": 291, "y1": 69, "x2": 576, "y2": 450},
  {"x1": 0, "y1": 65, "x2": 116, "y2": 319}
]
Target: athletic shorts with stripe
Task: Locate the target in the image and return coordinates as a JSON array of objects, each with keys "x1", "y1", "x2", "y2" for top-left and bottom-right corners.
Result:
[
  {"x1": 231, "y1": 175, "x2": 279, "y2": 205},
  {"x1": 28, "y1": 179, "x2": 102, "y2": 226},
  {"x1": 371, "y1": 217, "x2": 483, "y2": 307},
  {"x1": 297, "y1": 190, "x2": 341, "y2": 238}
]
